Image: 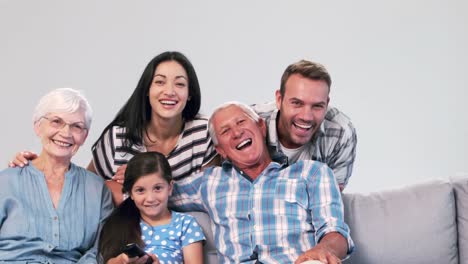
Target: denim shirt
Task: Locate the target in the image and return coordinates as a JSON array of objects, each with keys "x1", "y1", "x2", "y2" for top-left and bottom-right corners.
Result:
[{"x1": 0, "y1": 163, "x2": 113, "y2": 263}]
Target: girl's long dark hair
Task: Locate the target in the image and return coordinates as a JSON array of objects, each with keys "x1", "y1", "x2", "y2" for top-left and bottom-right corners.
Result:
[
  {"x1": 98, "y1": 152, "x2": 173, "y2": 262},
  {"x1": 92, "y1": 51, "x2": 201, "y2": 149},
  {"x1": 98, "y1": 198, "x2": 142, "y2": 262}
]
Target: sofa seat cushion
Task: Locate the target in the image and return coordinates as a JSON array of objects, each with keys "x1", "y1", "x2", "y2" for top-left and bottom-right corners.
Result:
[{"x1": 342, "y1": 180, "x2": 458, "y2": 264}]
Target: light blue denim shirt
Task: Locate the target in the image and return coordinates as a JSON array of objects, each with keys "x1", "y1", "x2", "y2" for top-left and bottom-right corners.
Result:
[{"x1": 0, "y1": 163, "x2": 113, "y2": 263}]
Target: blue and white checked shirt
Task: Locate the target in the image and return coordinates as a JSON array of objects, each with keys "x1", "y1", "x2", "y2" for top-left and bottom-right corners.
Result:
[{"x1": 171, "y1": 159, "x2": 354, "y2": 263}]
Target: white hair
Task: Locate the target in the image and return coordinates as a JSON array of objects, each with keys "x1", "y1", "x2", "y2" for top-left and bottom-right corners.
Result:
[
  {"x1": 32, "y1": 88, "x2": 93, "y2": 128},
  {"x1": 208, "y1": 101, "x2": 260, "y2": 146}
]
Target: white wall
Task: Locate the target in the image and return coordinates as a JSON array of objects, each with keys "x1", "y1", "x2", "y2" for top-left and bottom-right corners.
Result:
[{"x1": 1, "y1": 0, "x2": 467, "y2": 193}]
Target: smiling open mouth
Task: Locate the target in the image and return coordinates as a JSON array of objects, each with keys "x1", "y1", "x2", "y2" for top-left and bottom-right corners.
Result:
[
  {"x1": 144, "y1": 204, "x2": 160, "y2": 208},
  {"x1": 236, "y1": 139, "x2": 252, "y2": 150},
  {"x1": 160, "y1": 100, "x2": 177, "y2": 105},
  {"x1": 52, "y1": 139, "x2": 72, "y2": 147},
  {"x1": 293, "y1": 122, "x2": 313, "y2": 130}
]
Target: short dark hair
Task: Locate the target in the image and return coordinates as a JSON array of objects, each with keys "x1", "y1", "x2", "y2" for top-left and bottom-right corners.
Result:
[
  {"x1": 279, "y1": 59, "x2": 331, "y2": 97},
  {"x1": 94, "y1": 51, "x2": 201, "y2": 148}
]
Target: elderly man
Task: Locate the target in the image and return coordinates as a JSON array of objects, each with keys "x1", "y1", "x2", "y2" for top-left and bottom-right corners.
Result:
[
  {"x1": 171, "y1": 102, "x2": 353, "y2": 264},
  {"x1": 252, "y1": 60, "x2": 357, "y2": 190}
]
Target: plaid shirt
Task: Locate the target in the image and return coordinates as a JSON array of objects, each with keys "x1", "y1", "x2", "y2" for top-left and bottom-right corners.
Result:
[
  {"x1": 170, "y1": 159, "x2": 354, "y2": 263},
  {"x1": 252, "y1": 102, "x2": 357, "y2": 188}
]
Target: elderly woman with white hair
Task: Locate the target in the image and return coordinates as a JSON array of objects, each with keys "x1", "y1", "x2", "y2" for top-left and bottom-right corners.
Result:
[{"x1": 0, "y1": 88, "x2": 113, "y2": 263}]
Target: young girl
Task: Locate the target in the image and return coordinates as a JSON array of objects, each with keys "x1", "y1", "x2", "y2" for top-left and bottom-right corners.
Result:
[{"x1": 98, "y1": 152, "x2": 205, "y2": 264}]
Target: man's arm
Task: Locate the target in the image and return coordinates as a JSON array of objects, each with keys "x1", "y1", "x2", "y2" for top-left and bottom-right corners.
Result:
[
  {"x1": 169, "y1": 169, "x2": 210, "y2": 212},
  {"x1": 299, "y1": 162, "x2": 354, "y2": 263},
  {"x1": 328, "y1": 122, "x2": 357, "y2": 191},
  {"x1": 315, "y1": 232, "x2": 348, "y2": 259}
]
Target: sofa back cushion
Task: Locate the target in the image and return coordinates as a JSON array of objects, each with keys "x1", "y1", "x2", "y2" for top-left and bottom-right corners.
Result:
[{"x1": 342, "y1": 180, "x2": 458, "y2": 264}]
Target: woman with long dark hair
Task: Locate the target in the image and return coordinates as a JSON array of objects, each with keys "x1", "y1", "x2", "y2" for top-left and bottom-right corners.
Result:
[{"x1": 89, "y1": 51, "x2": 219, "y2": 204}]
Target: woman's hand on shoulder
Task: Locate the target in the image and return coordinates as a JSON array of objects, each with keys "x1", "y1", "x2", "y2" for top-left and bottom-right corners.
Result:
[
  {"x1": 112, "y1": 164, "x2": 127, "y2": 184},
  {"x1": 8, "y1": 151, "x2": 37, "y2": 168}
]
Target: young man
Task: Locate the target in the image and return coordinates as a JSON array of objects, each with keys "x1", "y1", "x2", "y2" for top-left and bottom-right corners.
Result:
[
  {"x1": 252, "y1": 60, "x2": 357, "y2": 190},
  {"x1": 171, "y1": 102, "x2": 353, "y2": 264}
]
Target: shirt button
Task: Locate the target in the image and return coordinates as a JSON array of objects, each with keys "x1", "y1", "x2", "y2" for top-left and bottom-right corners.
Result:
[
  {"x1": 53, "y1": 216, "x2": 58, "y2": 220},
  {"x1": 54, "y1": 233, "x2": 58, "y2": 237},
  {"x1": 253, "y1": 225, "x2": 258, "y2": 231}
]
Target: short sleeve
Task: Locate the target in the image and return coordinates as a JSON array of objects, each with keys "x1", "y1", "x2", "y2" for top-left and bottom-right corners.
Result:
[{"x1": 179, "y1": 214, "x2": 206, "y2": 247}]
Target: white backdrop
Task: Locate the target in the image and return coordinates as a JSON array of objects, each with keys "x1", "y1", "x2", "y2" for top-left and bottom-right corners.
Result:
[{"x1": 1, "y1": 0, "x2": 467, "y2": 193}]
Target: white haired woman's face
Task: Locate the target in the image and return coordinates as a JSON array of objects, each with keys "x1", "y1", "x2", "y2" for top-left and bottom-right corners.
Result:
[{"x1": 34, "y1": 110, "x2": 88, "y2": 161}]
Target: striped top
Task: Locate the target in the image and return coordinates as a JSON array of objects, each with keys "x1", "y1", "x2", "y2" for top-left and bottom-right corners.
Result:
[
  {"x1": 252, "y1": 102, "x2": 357, "y2": 188},
  {"x1": 171, "y1": 159, "x2": 354, "y2": 263},
  {"x1": 91, "y1": 116, "x2": 218, "y2": 181}
]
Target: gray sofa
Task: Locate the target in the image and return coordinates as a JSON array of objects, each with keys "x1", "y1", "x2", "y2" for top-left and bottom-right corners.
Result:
[{"x1": 188, "y1": 176, "x2": 468, "y2": 264}]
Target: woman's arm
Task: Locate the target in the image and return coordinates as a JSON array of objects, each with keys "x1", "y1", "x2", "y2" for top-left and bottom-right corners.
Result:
[
  {"x1": 87, "y1": 160, "x2": 97, "y2": 173},
  {"x1": 89, "y1": 159, "x2": 127, "y2": 206},
  {"x1": 182, "y1": 241, "x2": 204, "y2": 264}
]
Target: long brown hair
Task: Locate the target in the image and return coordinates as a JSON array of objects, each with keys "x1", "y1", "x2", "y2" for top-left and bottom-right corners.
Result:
[{"x1": 98, "y1": 152, "x2": 172, "y2": 262}]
